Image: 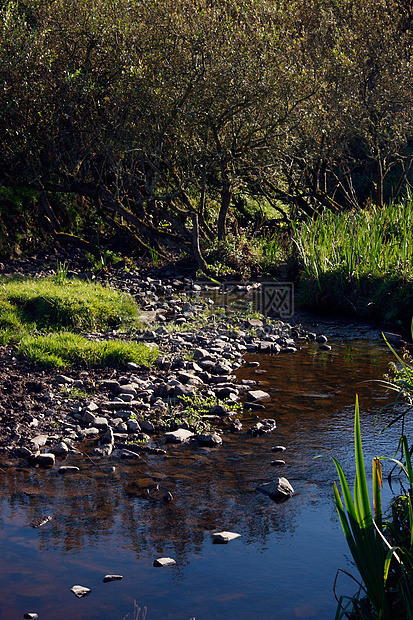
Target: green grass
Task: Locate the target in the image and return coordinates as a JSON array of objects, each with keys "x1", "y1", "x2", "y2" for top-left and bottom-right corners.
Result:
[
  {"x1": 1, "y1": 277, "x2": 141, "y2": 332},
  {"x1": 18, "y1": 332, "x2": 158, "y2": 368},
  {"x1": 0, "y1": 276, "x2": 158, "y2": 368},
  {"x1": 292, "y1": 198, "x2": 413, "y2": 327}
]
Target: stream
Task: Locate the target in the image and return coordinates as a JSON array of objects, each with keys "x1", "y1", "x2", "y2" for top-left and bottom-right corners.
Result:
[{"x1": 0, "y1": 317, "x2": 410, "y2": 620}]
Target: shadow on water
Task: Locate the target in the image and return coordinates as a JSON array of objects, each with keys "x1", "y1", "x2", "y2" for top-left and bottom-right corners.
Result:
[{"x1": 0, "y1": 333, "x2": 410, "y2": 619}]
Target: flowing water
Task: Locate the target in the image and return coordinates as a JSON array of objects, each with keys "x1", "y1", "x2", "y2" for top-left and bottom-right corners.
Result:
[{"x1": 0, "y1": 318, "x2": 410, "y2": 620}]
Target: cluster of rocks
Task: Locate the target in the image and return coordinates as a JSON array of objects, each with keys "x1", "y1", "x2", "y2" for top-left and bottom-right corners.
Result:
[{"x1": 0, "y1": 270, "x2": 332, "y2": 495}]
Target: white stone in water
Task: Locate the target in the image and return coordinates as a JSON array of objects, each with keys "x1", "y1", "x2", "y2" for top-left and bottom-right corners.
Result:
[
  {"x1": 153, "y1": 557, "x2": 176, "y2": 567},
  {"x1": 71, "y1": 585, "x2": 91, "y2": 597},
  {"x1": 212, "y1": 531, "x2": 241, "y2": 544},
  {"x1": 247, "y1": 389, "x2": 271, "y2": 401},
  {"x1": 164, "y1": 429, "x2": 195, "y2": 444},
  {"x1": 58, "y1": 466, "x2": 80, "y2": 475},
  {"x1": 103, "y1": 574, "x2": 123, "y2": 582}
]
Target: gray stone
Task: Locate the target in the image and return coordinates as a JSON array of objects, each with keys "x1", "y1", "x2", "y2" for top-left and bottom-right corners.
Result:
[
  {"x1": 81, "y1": 410, "x2": 96, "y2": 424},
  {"x1": 383, "y1": 331, "x2": 405, "y2": 348},
  {"x1": 113, "y1": 449, "x2": 141, "y2": 460},
  {"x1": 257, "y1": 477, "x2": 294, "y2": 501},
  {"x1": 84, "y1": 401, "x2": 99, "y2": 412},
  {"x1": 56, "y1": 374, "x2": 74, "y2": 385},
  {"x1": 71, "y1": 585, "x2": 91, "y2": 598},
  {"x1": 90, "y1": 444, "x2": 113, "y2": 457},
  {"x1": 164, "y1": 429, "x2": 195, "y2": 444},
  {"x1": 209, "y1": 404, "x2": 227, "y2": 416},
  {"x1": 24, "y1": 614, "x2": 38, "y2": 619},
  {"x1": 82, "y1": 427, "x2": 100, "y2": 437},
  {"x1": 50, "y1": 441, "x2": 69, "y2": 456},
  {"x1": 35, "y1": 453, "x2": 55, "y2": 468},
  {"x1": 127, "y1": 419, "x2": 141, "y2": 433},
  {"x1": 119, "y1": 384, "x2": 137, "y2": 395},
  {"x1": 99, "y1": 379, "x2": 121, "y2": 391},
  {"x1": 15, "y1": 446, "x2": 32, "y2": 458},
  {"x1": 30, "y1": 435, "x2": 48, "y2": 449},
  {"x1": 103, "y1": 574, "x2": 123, "y2": 582},
  {"x1": 212, "y1": 531, "x2": 241, "y2": 544},
  {"x1": 270, "y1": 460, "x2": 286, "y2": 466},
  {"x1": 100, "y1": 427, "x2": 114, "y2": 445},
  {"x1": 197, "y1": 433, "x2": 222, "y2": 446},
  {"x1": 271, "y1": 445, "x2": 286, "y2": 452},
  {"x1": 139, "y1": 420, "x2": 155, "y2": 433},
  {"x1": 319, "y1": 344, "x2": 332, "y2": 351},
  {"x1": 58, "y1": 466, "x2": 80, "y2": 475},
  {"x1": 93, "y1": 417, "x2": 109, "y2": 430},
  {"x1": 153, "y1": 557, "x2": 176, "y2": 567},
  {"x1": 230, "y1": 419, "x2": 242, "y2": 433},
  {"x1": 247, "y1": 389, "x2": 270, "y2": 401},
  {"x1": 248, "y1": 419, "x2": 276, "y2": 436}
]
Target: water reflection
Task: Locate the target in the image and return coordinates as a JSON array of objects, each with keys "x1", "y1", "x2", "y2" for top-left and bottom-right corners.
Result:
[{"x1": 0, "y1": 337, "x2": 410, "y2": 619}]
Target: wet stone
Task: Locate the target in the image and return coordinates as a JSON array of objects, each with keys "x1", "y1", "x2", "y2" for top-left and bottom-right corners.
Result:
[
  {"x1": 34, "y1": 453, "x2": 55, "y2": 468},
  {"x1": 247, "y1": 389, "x2": 270, "y2": 401},
  {"x1": 103, "y1": 574, "x2": 123, "y2": 583},
  {"x1": 257, "y1": 477, "x2": 294, "y2": 501},
  {"x1": 71, "y1": 585, "x2": 91, "y2": 598},
  {"x1": 90, "y1": 444, "x2": 113, "y2": 457},
  {"x1": 24, "y1": 614, "x2": 38, "y2": 619},
  {"x1": 50, "y1": 441, "x2": 69, "y2": 456},
  {"x1": 165, "y1": 428, "x2": 195, "y2": 444},
  {"x1": 58, "y1": 466, "x2": 80, "y2": 475},
  {"x1": 271, "y1": 445, "x2": 286, "y2": 453},
  {"x1": 197, "y1": 433, "x2": 222, "y2": 446},
  {"x1": 153, "y1": 557, "x2": 176, "y2": 567},
  {"x1": 319, "y1": 344, "x2": 332, "y2": 351},
  {"x1": 212, "y1": 531, "x2": 241, "y2": 544},
  {"x1": 270, "y1": 460, "x2": 286, "y2": 466}
]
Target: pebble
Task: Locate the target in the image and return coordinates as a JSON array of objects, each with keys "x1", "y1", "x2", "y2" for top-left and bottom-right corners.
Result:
[{"x1": 103, "y1": 574, "x2": 123, "y2": 582}]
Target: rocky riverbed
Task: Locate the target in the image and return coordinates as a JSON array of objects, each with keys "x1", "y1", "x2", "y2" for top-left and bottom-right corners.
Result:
[{"x1": 0, "y1": 255, "x2": 331, "y2": 470}]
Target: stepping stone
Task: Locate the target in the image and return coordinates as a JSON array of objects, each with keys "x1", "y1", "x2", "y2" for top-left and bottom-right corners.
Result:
[
  {"x1": 212, "y1": 531, "x2": 241, "y2": 544},
  {"x1": 103, "y1": 575, "x2": 123, "y2": 582},
  {"x1": 247, "y1": 390, "x2": 270, "y2": 401},
  {"x1": 257, "y1": 477, "x2": 294, "y2": 501},
  {"x1": 153, "y1": 557, "x2": 176, "y2": 567},
  {"x1": 71, "y1": 585, "x2": 91, "y2": 598}
]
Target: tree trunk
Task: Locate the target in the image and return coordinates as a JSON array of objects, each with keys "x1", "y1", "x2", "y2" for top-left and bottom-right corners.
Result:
[
  {"x1": 217, "y1": 179, "x2": 232, "y2": 242},
  {"x1": 192, "y1": 213, "x2": 208, "y2": 272}
]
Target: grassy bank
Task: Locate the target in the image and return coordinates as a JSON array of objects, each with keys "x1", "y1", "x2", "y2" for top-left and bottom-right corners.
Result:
[
  {"x1": 292, "y1": 199, "x2": 413, "y2": 329},
  {"x1": 0, "y1": 276, "x2": 158, "y2": 368}
]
